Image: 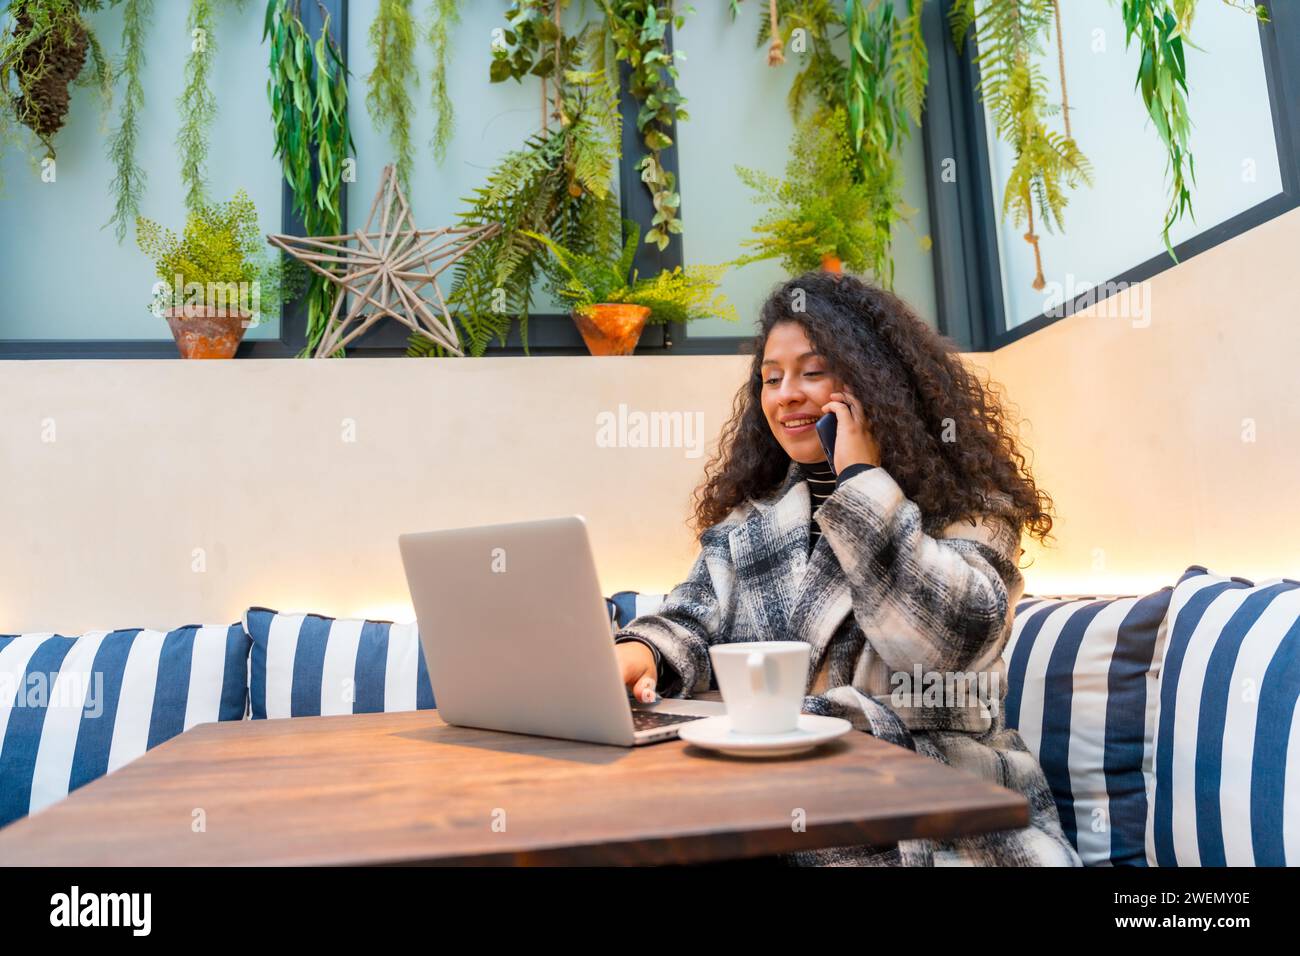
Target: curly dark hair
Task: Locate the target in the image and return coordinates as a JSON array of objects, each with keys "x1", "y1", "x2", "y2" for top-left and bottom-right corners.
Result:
[{"x1": 691, "y1": 272, "x2": 1055, "y2": 554}]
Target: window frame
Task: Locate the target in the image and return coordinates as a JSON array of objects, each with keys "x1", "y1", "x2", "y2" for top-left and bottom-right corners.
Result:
[{"x1": 924, "y1": 0, "x2": 1300, "y2": 352}]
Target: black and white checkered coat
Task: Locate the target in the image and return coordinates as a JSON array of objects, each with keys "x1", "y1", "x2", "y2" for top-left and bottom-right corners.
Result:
[{"x1": 614, "y1": 460, "x2": 1082, "y2": 867}]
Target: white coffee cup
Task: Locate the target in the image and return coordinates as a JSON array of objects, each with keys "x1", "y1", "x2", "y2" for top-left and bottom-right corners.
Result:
[{"x1": 710, "y1": 641, "x2": 810, "y2": 734}]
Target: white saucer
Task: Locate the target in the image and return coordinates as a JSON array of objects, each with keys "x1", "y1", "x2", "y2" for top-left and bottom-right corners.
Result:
[{"x1": 677, "y1": 714, "x2": 853, "y2": 757}]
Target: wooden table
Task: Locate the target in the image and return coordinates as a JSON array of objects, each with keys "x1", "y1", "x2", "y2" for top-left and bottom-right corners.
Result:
[{"x1": 0, "y1": 693, "x2": 1028, "y2": 866}]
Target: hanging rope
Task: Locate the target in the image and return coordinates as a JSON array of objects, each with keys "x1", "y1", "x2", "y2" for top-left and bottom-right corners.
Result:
[
  {"x1": 767, "y1": 0, "x2": 784, "y2": 66},
  {"x1": 1022, "y1": 0, "x2": 1072, "y2": 292},
  {"x1": 1026, "y1": 205, "x2": 1046, "y2": 290},
  {"x1": 553, "y1": 0, "x2": 565, "y2": 125},
  {"x1": 1054, "y1": 0, "x2": 1072, "y2": 140}
]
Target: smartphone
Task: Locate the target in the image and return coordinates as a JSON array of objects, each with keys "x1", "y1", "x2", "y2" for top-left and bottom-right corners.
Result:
[{"x1": 815, "y1": 412, "x2": 837, "y2": 468}]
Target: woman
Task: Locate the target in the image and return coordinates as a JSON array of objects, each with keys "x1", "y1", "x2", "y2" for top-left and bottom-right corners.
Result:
[{"x1": 612, "y1": 271, "x2": 1081, "y2": 867}]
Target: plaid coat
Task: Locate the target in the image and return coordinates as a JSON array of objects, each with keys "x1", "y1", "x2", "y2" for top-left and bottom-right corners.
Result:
[{"x1": 614, "y1": 460, "x2": 1081, "y2": 867}]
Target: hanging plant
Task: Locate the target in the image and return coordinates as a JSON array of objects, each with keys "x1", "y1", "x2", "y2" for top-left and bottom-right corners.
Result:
[
  {"x1": 730, "y1": 0, "x2": 929, "y2": 287},
  {"x1": 843, "y1": 0, "x2": 927, "y2": 287},
  {"x1": 366, "y1": 0, "x2": 417, "y2": 192},
  {"x1": 105, "y1": 0, "x2": 152, "y2": 242},
  {"x1": 490, "y1": 0, "x2": 586, "y2": 132},
  {"x1": 950, "y1": 0, "x2": 1092, "y2": 289},
  {"x1": 0, "y1": 0, "x2": 115, "y2": 158},
  {"x1": 428, "y1": 0, "x2": 460, "y2": 163},
  {"x1": 733, "y1": 105, "x2": 884, "y2": 277},
  {"x1": 176, "y1": 0, "x2": 240, "y2": 213},
  {"x1": 1112, "y1": 0, "x2": 1268, "y2": 261},
  {"x1": 599, "y1": 1, "x2": 690, "y2": 250},
  {"x1": 265, "y1": 0, "x2": 356, "y2": 355},
  {"x1": 412, "y1": 27, "x2": 623, "y2": 356},
  {"x1": 751, "y1": 0, "x2": 846, "y2": 121}
]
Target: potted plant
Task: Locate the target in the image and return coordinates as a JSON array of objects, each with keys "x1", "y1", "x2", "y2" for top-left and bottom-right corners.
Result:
[
  {"x1": 732, "y1": 105, "x2": 901, "y2": 279},
  {"x1": 136, "y1": 189, "x2": 304, "y2": 358},
  {"x1": 522, "y1": 218, "x2": 738, "y2": 355}
]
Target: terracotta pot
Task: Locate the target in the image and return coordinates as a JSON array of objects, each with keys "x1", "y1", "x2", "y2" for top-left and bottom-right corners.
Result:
[
  {"x1": 162, "y1": 305, "x2": 252, "y2": 359},
  {"x1": 571, "y1": 303, "x2": 651, "y2": 356},
  {"x1": 820, "y1": 253, "x2": 843, "y2": 274}
]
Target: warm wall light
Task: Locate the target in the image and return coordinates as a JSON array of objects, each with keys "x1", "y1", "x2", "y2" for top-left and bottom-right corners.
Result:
[
  {"x1": 348, "y1": 603, "x2": 417, "y2": 624},
  {"x1": 1020, "y1": 574, "x2": 1172, "y2": 598}
]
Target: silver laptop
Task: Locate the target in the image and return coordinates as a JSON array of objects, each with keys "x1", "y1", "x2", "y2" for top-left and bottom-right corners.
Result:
[{"x1": 398, "y1": 515, "x2": 726, "y2": 746}]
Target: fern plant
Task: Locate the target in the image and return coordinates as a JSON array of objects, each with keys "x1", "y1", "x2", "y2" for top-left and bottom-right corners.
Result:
[
  {"x1": 950, "y1": 0, "x2": 1092, "y2": 287},
  {"x1": 522, "y1": 218, "x2": 738, "y2": 325},
  {"x1": 734, "y1": 105, "x2": 886, "y2": 279},
  {"x1": 411, "y1": 25, "x2": 622, "y2": 356},
  {"x1": 366, "y1": 0, "x2": 417, "y2": 192}
]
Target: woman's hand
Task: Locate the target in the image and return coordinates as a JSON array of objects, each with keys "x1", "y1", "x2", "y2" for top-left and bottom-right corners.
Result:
[
  {"x1": 821, "y1": 388, "x2": 882, "y2": 472},
  {"x1": 616, "y1": 641, "x2": 659, "y2": 703}
]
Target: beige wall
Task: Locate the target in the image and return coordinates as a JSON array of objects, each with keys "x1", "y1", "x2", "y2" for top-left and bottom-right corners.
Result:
[
  {"x1": 979, "y1": 206, "x2": 1300, "y2": 595},
  {"x1": 2, "y1": 208, "x2": 1296, "y2": 633},
  {"x1": 0, "y1": 355, "x2": 748, "y2": 633}
]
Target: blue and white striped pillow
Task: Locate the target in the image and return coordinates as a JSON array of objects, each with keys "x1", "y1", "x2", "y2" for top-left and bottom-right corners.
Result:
[
  {"x1": 1003, "y1": 590, "x2": 1173, "y2": 866},
  {"x1": 608, "y1": 591, "x2": 667, "y2": 631},
  {"x1": 0, "y1": 625, "x2": 250, "y2": 828},
  {"x1": 1147, "y1": 566, "x2": 1300, "y2": 866},
  {"x1": 243, "y1": 607, "x2": 435, "y2": 720}
]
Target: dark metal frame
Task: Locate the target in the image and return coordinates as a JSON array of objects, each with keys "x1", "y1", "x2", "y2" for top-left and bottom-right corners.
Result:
[{"x1": 924, "y1": 0, "x2": 1300, "y2": 352}]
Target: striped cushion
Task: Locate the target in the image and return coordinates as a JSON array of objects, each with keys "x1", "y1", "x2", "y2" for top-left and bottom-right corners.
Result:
[
  {"x1": 243, "y1": 607, "x2": 435, "y2": 719},
  {"x1": 0, "y1": 625, "x2": 250, "y2": 828},
  {"x1": 1147, "y1": 566, "x2": 1300, "y2": 866},
  {"x1": 608, "y1": 591, "x2": 667, "y2": 630},
  {"x1": 1003, "y1": 590, "x2": 1173, "y2": 866}
]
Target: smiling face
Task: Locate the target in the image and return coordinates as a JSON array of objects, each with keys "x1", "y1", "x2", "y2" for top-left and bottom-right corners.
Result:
[{"x1": 760, "y1": 321, "x2": 840, "y2": 464}]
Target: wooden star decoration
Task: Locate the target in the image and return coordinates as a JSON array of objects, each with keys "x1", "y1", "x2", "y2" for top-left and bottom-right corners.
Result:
[{"x1": 267, "y1": 163, "x2": 501, "y2": 358}]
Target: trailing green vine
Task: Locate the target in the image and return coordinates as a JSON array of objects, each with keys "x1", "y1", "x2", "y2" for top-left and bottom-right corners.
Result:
[
  {"x1": 177, "y1": 0, "x2": 217, "y2": 211},
  {"x1": 367, "y1": 0, "x2": 418, "y2": 192},
  {"x1": 1114, "y1": 0, "x2": 1268, "y2": 261},
  {"x1": 428, "y1": 0, "x2": 460, "y2": 163},
  {"x1": 490, "y1": 0, "x2": 586, "y2": 132},
  {"x1": 599, "y1": 1, "x2": 690, "y2": 250},
  {"x1": 105, "y1": 0, "x2": 152, "y2": 242},
  {"x1": 265, "y1": 0, "x2": 355, "y2": 355}
]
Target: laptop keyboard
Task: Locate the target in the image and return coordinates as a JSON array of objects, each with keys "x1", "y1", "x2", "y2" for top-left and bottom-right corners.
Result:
[{"x1": 631, "y1": 710, "x2": 707, "y2": 731}]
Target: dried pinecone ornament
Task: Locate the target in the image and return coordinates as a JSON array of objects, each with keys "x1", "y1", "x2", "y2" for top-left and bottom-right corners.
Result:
[{"x1": 12, "y1": 6, "x2": 90, "y2": 151}]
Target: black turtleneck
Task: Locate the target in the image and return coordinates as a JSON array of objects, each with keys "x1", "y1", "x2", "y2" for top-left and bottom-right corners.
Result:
[{"x1": 798, "y1": 458, "x2": 877, "y2": 553}]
